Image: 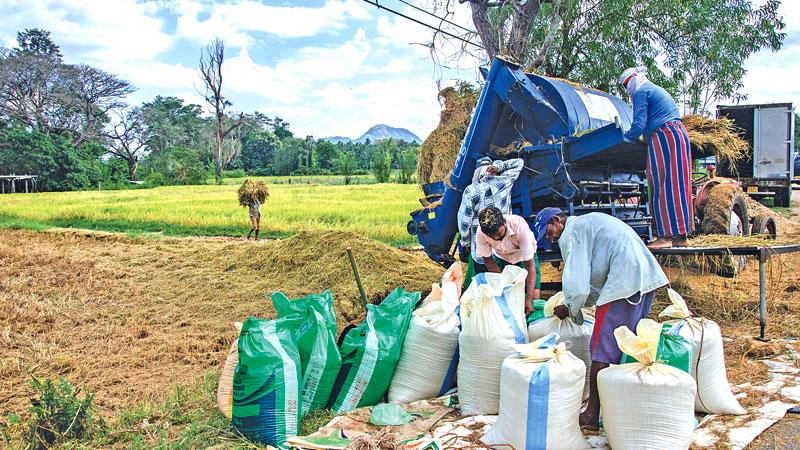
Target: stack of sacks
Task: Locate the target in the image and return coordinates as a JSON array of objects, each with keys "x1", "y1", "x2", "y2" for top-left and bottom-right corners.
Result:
[
  {"x1": 482, "y1": 333, "x2": 589, "y2": 450},
  {"x1": 389, "y1": 264, "x2": 463, "y2": 403},
  {"x1": 528, "y1": 292, "x2": 592, "y2": 399},
  {"x1": 599, "y1": 319, "x2": 696, "y2": 450},
  {"x1": 458, "y1": 265, "x2": 528, "y2": 415},
  {"x1": 659, "y1": 288, "x2": 746, "y2": 415}
]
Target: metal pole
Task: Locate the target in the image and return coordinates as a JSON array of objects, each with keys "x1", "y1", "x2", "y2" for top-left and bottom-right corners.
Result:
[
  {"x1": 346, "y1": 247, "x2": 369, "y2": 309},
  {"x1": 758, "y1": 249, "x2": 767, "y2": 340}
]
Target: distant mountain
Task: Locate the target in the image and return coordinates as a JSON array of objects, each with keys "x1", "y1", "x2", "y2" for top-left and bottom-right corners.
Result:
[{"x1": 321, "y1": 124, "x2": 422, "y2": 144}]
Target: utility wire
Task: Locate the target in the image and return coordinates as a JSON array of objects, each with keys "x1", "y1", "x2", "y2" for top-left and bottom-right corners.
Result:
[
  {"x1": 395, "y1": 0, "x2": 475, "y2": 35},
  {"x1": 361, "y1": 0, "x2": 484, "y2": 49}
]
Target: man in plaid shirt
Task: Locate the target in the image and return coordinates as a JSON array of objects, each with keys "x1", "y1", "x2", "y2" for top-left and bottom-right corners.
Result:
[{"x1": 458, "y1": 157, "x2": 525, "y2": 287}]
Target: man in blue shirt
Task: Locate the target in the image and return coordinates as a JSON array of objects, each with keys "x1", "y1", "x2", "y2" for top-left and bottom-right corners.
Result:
[{"x1": 621, "y1": 66, "x2": 694, "y2": 249}]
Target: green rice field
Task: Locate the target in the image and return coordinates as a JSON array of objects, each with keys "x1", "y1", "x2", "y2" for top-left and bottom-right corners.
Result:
[{"x1": 0, "y1": 180, "x2": 424, "y2": 245}]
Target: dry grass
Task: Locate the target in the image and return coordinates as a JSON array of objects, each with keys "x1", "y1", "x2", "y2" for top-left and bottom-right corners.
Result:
[
  {"x1": 683, "y1": 114, "x2": 748, "y2": 172},
  {"x1": 417, "y1": 85, "x2": 479, "y2": 185},
  {"x1": 236, "y1": 179, "x2": 269, "y2": 206},
  {"x1": 0, "y1": 229, "x2": 441, "y2": 416}
]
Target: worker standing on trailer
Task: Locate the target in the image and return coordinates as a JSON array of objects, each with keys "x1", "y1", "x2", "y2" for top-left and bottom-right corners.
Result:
[
  {"x1": 474, "y1": 206, "x2": 541, "y2": 315},
  {"x1": 457, "y1": 157, "x2": 526, "y2": 288},
  {"x1": 533, "y1": 207, "x2": 668, "y2": 430},
  {"x1": 621, "y1": 66, "x2": 693, "y2": 249}
]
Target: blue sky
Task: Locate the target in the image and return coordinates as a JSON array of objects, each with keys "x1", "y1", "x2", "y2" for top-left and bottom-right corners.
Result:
[{"x1": 0, "y1": 0, "x2": 798, "y2": 141}]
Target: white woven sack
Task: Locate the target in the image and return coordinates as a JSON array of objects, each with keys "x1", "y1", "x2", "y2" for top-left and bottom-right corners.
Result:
[
  {"x1": 217, "y1": 322, "x2": 243, "y2": 418},
  {"x1": 458, "y1": 265, "x2": 528, "y2": 416},
  {"x1": 482, "y1": 335, "x2": 590, "y2": 450},
  {"x1": 599, "y1": 320, "x2": 696, "y2": 450},
  {"x1": 528, "y1": 292, "x2": 592, "y2": 399},
  {"x1": 660, "y1": 289, "x2": 745, "y2": 415},
  {"x1": 389, "y1": 264, "x2": 462, "y2": 403}
]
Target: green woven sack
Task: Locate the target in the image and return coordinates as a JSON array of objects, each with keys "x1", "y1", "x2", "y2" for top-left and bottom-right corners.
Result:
[
  {"x1": 329, "y1": 287, "x2": 418, "y2": 412},
  {"x1": 232, "y1": 316, "x2": 302, "y2": 447},
  {"x1": 272, "y1": 290, "x2": 342, "y2": 415},
  {"x1": 620, "y1": 323, "x2": 692, "y2": 373}
]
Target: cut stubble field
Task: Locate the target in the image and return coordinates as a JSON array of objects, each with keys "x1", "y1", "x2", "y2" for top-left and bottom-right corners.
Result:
[{"x1": 0, "y1": 181, "x2": 424, "y2": 245}]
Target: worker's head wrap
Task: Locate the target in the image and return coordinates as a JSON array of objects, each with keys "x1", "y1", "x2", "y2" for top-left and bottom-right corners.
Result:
[
  {"x1": 619, "y1": 66, "x2": 649, "y2": 96},
  {"x1": 533, "y1": 207, "x2": 564, "y2": 251}
]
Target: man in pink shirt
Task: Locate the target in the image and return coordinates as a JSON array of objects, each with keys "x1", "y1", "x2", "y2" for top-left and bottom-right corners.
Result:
[{"x1": 475, "y1": 206, "x2": 541, "y2": 315}]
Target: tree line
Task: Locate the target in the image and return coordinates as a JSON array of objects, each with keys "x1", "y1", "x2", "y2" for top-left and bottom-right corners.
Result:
[{"x1": 0, "y1": 30, "x2": 419, "y2": 191}]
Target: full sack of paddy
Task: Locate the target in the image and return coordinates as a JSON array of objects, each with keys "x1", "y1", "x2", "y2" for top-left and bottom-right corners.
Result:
[
  {"x1": 232, "y1": 316, "x2": 302, "y2": 447},
  {"x1": 458, "y1": 265, "x2": 528, "y2": 416},
  {"x1": 659, "y1": 288, "x2": 745, "y2": 415},
  {"x1": 599, "y1": 319, "x2": 696, "y2": 450},
  {"x1": 388, "y1": 263, "x2": 463, "y2": 404},
  {"x1": 272, "y1": 290, "x2": 342, "y2": 415},
  {"x1": 329, "y1": 287, "x2": 417, "y2": 413},
  {"x1": 528, "y1": 291, "x2": 592, "y2": 399},
  {"x1": 482, "y1": 333, "x2": 589, "y2": 450}
]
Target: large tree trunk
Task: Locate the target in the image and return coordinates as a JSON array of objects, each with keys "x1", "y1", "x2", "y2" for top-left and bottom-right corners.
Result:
[
  {"x1": 215, "y1": 116, "x2": 224, "y2": 184},
  {"x1": 128, "y1": 158, "x2": 138, "y2": 181}
]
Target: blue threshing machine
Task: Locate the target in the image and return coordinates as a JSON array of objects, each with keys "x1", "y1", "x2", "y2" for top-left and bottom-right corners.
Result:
[{"x1": 408, "y1": 57, "x2": 654, "y2": 266}]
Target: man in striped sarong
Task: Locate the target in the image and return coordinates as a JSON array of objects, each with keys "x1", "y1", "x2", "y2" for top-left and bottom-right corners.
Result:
[{"x1": 621, "y1": 66, "x2": 693, "y2": 249}]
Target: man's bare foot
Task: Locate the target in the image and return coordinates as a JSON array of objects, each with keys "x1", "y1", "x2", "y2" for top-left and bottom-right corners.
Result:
[
  {"x1": 647, "y1": 237, "x2": 672, "y2": 249},
  {"x1": 579, "y1": 410, "x2": 599, "y2": 431},
  {"x1": 673, "y1": 235, "x2": 690, "y2": 247}
]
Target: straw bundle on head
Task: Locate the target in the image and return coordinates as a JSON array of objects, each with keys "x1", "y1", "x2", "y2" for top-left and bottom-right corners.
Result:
[
  {"x1": 237, "y1": 179, "x2": 270, "y2": 206},
  {"x1": 417, "y1": 83, "x2": 480, "y2": 185},
  {"x1": 683, "y1": 115, "x2": 748, "y2": 172}
]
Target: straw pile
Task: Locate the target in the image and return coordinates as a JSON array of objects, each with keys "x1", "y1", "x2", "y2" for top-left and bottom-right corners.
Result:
[
  {"x1": 417, "y1": 84, "x2": 480, "y2": 185},
  {"x1": 237, "y1": 179, "x2": 269, "y2": 206},
  {"x1": 683, "y1": 114, "x2": 748, "y2": 171},
  {"x1": 0, "y1": 229, "x2": 441, "y2": 415}
]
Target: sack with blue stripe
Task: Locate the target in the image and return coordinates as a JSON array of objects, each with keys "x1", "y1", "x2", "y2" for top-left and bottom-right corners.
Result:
[
  {"x1": 528, "y1": 292, "x2": 593, "y2": 400},
  {"x1": 389, "y1": 263, "x2": 462, "y2": 404},
  {"x1": 482, "y1": 334, "x2": 590, "y2": 450},
  {"x1": 232, "y1": 316, "x2": 302, "y2": 448},
  {"x1": 458, "y1": 265, "x2": 528, "y2": 416}
]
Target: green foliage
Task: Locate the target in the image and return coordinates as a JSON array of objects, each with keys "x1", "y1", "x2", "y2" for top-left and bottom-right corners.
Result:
[
  {"x1": 240, "y1": 130, "x2": 279, "y2": 174},
  {"x1": 14, "y1": 28, "x2": 61, "y2": 59},
  {"x1": 525, "y1": 0, "x2": 785, "y2": 109},
  {"x1": 140, "y1": 147, "x2": 210, "y2": 186},
  {"x1": 140, "y1": 96, "x2": 206, "y2": 154},
  {"x1": 1, "y1": 377, "x2": 104, "y2": 449},
  {"x1": 396, "y1": 147, "x2": 419, "y2": 184},
  {"x1": 315, "y1": 140, "x2": 338, "y2": 170},
  {"x1": 0, "y1": 127, "x2": 109, "y2": 191},
  {"x1": 371, "y1": 150, "x2": 392, "y2": 183},
  {"x1": 337, "y1": 151, "x2": 356, "y2": 185}
]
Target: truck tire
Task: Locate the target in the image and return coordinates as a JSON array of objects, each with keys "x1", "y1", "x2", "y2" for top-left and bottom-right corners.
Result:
[
  {"x1": 700, "y1": 184, "x2": 750, "y2": 277},
  {"x1": 751, "y1": 213, "x2": 777, "y2": 239}
]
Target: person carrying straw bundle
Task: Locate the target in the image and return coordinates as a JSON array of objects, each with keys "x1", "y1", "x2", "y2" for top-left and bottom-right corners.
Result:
[
  {"x1": 621, "y1": 66, "x2": 693, "y2": 249},
  {"x1": 238, "y1": 179, "x2": 269, "y2": 240}
]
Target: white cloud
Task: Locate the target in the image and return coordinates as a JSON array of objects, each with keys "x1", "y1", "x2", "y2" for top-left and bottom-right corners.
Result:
[
  {"x1": 0, "y1": 0, "x2": 172, "y2": 63},
  {"x1": 174, "y1": 0, "x2": 371, "y2": 48}
]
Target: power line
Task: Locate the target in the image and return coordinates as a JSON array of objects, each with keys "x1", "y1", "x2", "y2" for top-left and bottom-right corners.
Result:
[
  {"x1": 395, "y1": 0, "x2": 475, "y2": 35},
  {"x1": 361, "y1": 0, "x2": 484, "y2": 49}
]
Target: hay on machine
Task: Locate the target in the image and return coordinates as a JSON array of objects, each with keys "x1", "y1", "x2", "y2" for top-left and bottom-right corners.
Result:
[
  {"x1": 683, "y1": 114, "x2": 748, "y2": 172},
  {"x1": 237, "y1": 179, "x2": 269, "y2": 206},
  {"x1": 417, "y1": 83, "x2": 480, "y2": 186}
]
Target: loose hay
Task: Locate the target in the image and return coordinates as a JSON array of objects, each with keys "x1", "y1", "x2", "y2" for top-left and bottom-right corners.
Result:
[
  {"x1": 0, "y1": 229, "x2": 441, "y2": 415},
  {"x1": 237, "y1": 179, "x2": 269, "y2": 206},
  {"x1": 417, "y1": 84, "x2": 480, "y2": 185},
  {"x1": 683, "y1": 114, "x2": 748, "y2": 172}
]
